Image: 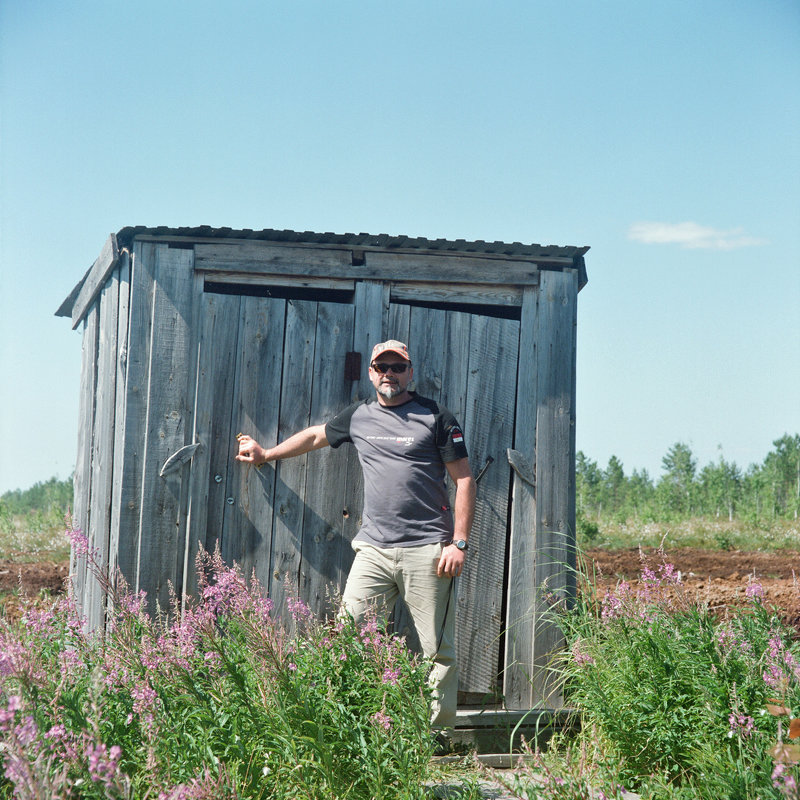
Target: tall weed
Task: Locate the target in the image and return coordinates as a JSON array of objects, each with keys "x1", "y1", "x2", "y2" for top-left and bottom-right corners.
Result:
[
  {"x1": 495, "y1": 552, "x2": 800, "y2": 799},
  {"x1": 0, "y1": 527, "x2": 440, "y2": 799}
]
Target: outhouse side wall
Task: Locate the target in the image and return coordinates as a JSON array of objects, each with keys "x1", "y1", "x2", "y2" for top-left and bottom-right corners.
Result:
[{"x1": 71, "y1": 241, "x2": 132, "y2": 630}]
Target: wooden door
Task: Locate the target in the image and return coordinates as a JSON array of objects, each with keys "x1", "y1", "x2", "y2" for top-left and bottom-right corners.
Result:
[{"x1": 185, "y1": 288, "x2": 357, "y2": 622}]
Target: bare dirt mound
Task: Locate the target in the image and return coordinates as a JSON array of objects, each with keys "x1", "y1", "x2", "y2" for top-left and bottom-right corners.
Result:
[
  {"x1": 587, "y1": 547, "x2": 800, "y2": 631},
  {"x1": 0, "y1": 559, "x2": 69, "y2": 595}
]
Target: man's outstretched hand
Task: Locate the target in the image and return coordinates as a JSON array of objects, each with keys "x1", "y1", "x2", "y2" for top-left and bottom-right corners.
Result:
[{"x1": 235, "y1": 434, "x2": 266, "y2": 466}]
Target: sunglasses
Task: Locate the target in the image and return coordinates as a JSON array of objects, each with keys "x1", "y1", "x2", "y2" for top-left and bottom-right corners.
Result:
[{"x1": 370, "y1": 362, "x2": 409, "y2": 374}]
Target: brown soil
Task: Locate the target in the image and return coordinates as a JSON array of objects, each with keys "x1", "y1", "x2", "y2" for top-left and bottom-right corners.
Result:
[
  {"x1": 587, "y1": 547, "x2": 800, "y2": 631},
  {"x1": 0, "y1": 559, "x2": 68, "y2": 595},
  {"x1": 0, "y1": 559, "x2": 70, "y2": 620},
  {"x1": 2, "y1": 549, "x2": 799, "y2": 631}
]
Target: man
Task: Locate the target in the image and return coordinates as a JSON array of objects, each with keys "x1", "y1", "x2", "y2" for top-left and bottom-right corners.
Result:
[{"x1": 235, "y1": 340, "x2": 476, "y2": 729}]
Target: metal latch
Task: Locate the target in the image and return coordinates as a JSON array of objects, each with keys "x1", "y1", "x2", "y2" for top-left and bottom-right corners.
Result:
[
  {"x1": 160, "y1": 442, "x2": 202, "y2": 477},
  {"x1": 344, "y1": 351, "x2": 362, "y2": 381},
  {"x1": 507, "y1": 448, "x2": 535, "y2": 487}
]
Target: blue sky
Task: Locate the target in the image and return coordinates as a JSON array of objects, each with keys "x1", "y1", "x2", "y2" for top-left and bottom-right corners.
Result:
[{"x1": 1, "y1": 0, "x2": 798, "y2": 494}]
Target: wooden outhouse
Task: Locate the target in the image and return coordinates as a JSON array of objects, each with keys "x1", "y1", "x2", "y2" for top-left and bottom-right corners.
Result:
[{"x1": 57, "y1": 226, "x2": 588, "y2": 711}]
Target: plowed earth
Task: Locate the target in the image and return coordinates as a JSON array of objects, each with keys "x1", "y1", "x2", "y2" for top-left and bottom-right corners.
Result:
[
  {"x1": 587, "y1": 547, "x2": 800, "y2": 632},
  {"x1": 2, "y1": 550, "x2": 799, "y2": 631}
]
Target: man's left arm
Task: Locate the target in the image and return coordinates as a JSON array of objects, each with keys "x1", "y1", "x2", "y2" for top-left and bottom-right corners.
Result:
[{"x1": 437, "y1": 458, "x2": 476, "y2": 578}]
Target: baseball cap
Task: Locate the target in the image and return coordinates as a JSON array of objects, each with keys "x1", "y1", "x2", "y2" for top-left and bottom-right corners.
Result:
[{"x1": 370, "y1": 340, "x2": 411, "y2": 362}]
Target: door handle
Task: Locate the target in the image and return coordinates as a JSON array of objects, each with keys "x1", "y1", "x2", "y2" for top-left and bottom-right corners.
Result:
[
  {"x1": 507, "y1": 448, "x2": 535, "y2": 487},
  {"x1": 160, "y1": 441, "x2": 202, "y2": 477}
]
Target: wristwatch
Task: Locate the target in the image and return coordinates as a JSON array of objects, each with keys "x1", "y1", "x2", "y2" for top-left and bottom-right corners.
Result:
[{"x1": 450, "y1": 539, "x2": 469, "y2": 552}]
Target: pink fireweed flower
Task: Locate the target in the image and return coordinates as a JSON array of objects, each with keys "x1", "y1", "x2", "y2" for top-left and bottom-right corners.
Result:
[
  {"x1": 286, "y1": 596, "x2": 313, "y2": 623},
  {"x1": 745, "y1": 581, "x2": 765, "y2": 600},
  {"x1": 658, "y1": 562, "x2": 681, "y2": 585},
  {"x1": 87, "y1": 742, "x2": 122, "y2": 788},
  {"x1": 571, "y1": 640, "x2": 595, "y2": 667},
  {"x1": 716, "y1": 622, "x2": 753, "y2": 658},
  {"x1": 66, "y1": 525, "x2": 92, "y2": 558},
  {"x1": 382, "y1": 666, "x2": 401, "y2": 685},
  {"x1": 120, "y1": 589, "x2": 148, "y2": 617},
  {"x1": 600, "y1": 582, "x2": 630, "y2": 622},
  {"x1": 728, "y1": 712, "x2": 754, "y2": 738},
  {"x1": 14, "y1": 714, "x2": 38, "y2": 747},
  {"x1": 772, "y1": 764, "x2": 799, "y2": 797},
  {"x1": 762, "y1": 632, "x2": 800, "y2": 691},
  {"x1": 21, "y1": 606, "x2": 56, "y2": 637},
  {"x1": 44, "y1": 723, "x2": 69, "y2": 747},
  {"x1": 0, "y1": 696, "x2": 22, "y2": 732},
  {"x1": 372, "y1": 711, "x2": 393, "y2": 731}
]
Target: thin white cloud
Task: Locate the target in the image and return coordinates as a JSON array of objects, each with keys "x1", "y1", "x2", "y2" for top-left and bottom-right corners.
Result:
[{"x1": 628, "y1": 221, "x2": 768, "y2": 250}]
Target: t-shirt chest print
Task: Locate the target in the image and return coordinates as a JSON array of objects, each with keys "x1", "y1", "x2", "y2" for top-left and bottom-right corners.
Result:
[{"x1": 324, "y1": 395, "x2": 468, "y2": 548}]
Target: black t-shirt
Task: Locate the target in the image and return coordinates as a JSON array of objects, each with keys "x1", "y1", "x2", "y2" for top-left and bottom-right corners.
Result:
[{"x1": 325, "y1": 394, "x2": 468, "y2": 547}]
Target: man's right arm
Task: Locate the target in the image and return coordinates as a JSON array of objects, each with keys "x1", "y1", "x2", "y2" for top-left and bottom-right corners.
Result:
[{"x1": 235, "y1": 424, "x2": 329, "y2": 467}]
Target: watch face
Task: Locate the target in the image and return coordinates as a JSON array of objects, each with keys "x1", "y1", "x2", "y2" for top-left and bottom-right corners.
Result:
[{"x1": 456, "y1": 540, "x2": 466, "y2": 550}]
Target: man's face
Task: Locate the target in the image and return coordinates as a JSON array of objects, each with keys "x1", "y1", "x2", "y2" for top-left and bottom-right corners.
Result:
[{"x1": 369, "y1": 357, "x2": 413, "y2": 401}]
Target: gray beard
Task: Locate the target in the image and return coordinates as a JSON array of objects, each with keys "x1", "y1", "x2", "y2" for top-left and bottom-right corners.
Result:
[{"x1": 377, "y1": 384, "x2": 403, "y2": 400}]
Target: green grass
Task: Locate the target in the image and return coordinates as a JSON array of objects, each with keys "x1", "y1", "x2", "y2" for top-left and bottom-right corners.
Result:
[
  {"x1": 578, "y1": 515, "x2": 800, "y2": 553},
  {"x1": 0, "y1": 510, "x2": 70, "y2": 563}
]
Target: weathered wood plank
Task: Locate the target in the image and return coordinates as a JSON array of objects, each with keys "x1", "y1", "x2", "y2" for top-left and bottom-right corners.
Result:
[
  {"x1": 504, "y1": 271, "x2": 578, "y2": 709},
  {"x1": 223, "y1": 296, "x2": 286, "y2": 589},
  {"x1": 387, "y1": 302, "x2": 411, "y2": 347},
  {"x1": 406, "y1": 306, "x2": 447, "y2": 404},
  {"x1": 268, "y1": 299, "x2": 315, "y2": 622},
  {"x1": 71, "y1": 234, "x2": 120, "y2": 329},
  {"x1": 529, "y1": 269, "x2": 578, "y2": 707},
  {"x1": 85, "y1": 268, "x2": 121, "y2": 630},
  {"x1": 390, "y1": 282, "x2": 524, "y2": 308},
  {"x1": 504, "y1": 286, "x2": 539, "y2": 709},
  {"x1": 195, "y1": 243, "x2": 352, "y2": 274},
  {"x1": 108, "y1": 252, "x2": 131, "y2": 590},
  {"x1": 351, "y1": 281, "x2": 388, "y2": 402},
  {"x1": 71, "y1": 303, "x2": 99, "y2": 616},
  {"x1": 457, "y1": 314, "x2": 518, "y2": 694},
  {"x1": 195, "y1": 243, "x2": 546, "y2": 285},
  {"x1": 366, "y1": 252, "x2": 545, "y2": 285},
  {"x1": 204, "y1": 272, "x2": 355, "y2": 292},
  {"x1": 183, "y1": 292, "x2": 241, "y2": 598},
  {"x1": 135, "y1": 245, "x2": 195, "y2": 613},
  {"x1": 299, "y1": 301, "x2": 355, "y2": 619},
  {"x1": 113, "y1": 242, "x2": 157, "y2": 591}
]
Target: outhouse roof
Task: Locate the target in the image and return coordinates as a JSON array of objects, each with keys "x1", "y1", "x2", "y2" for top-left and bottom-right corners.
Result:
[
  {"x1": 112, "y1": 225, "x2": 589, "y2": 261},
  {"x1": 57, "y1": 226, "x2": 589, "y2": 321}
]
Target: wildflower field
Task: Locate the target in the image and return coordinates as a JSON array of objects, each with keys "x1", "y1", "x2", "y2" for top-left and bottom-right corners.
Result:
[
  {"x1": 2, "y1": 517, "x2": 799, "y2": 798},
  {"x1": 491, "y1": 557, "x2": 800, "y2": 799}
]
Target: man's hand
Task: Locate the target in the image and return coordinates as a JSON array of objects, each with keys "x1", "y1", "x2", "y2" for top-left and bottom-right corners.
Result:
[
  {"x1": 437, "y1": 544, "x2": 465, "y2": 578},
  {"x1": 235, "y1": 434, "x2": 267, "y2": 466}
]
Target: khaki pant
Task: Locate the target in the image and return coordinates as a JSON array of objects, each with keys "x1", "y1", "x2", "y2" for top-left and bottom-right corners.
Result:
[{"x1": 341, "y1": 541, "x2": 457, "y2": 728}]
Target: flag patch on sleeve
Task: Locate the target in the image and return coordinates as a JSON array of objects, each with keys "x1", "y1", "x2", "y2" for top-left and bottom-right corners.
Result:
[{"x1": 451, "y1": 426, "x2": 464, "y2": 445}]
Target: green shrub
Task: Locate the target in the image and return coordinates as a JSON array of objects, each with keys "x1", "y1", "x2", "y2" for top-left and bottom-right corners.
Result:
[
  {"x1": 0, "y1": 531, "x2": 440, "y2": 799},
  {"x1": 511, "y1": 555, "x2": 800, "y2": 799}
]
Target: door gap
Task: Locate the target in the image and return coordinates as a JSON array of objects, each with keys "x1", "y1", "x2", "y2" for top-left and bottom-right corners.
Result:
[{"x1": 204, "y1": 281, "x2": 354, "y2": 305}]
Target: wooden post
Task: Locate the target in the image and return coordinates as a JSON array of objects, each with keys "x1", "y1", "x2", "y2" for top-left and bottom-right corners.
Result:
[{"x1": 504, "y1": 270, "x2": 578, "y2": 709}]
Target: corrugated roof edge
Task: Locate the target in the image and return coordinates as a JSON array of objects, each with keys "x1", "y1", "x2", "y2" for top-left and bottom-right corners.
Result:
[
  {"x1": 115, "y1": 225, "x2": 589, "y2": 261},
  {"x1": 57, "y1": 226, "x2": 589, "y2": 318}
]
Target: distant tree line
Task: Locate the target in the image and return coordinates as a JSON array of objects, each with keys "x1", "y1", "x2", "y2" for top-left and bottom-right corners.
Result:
[
  {"x1": 0, "y1": 476, "x2": 73, "y2": 535},
  {"x1": 577, "y1": 434, "x2": 800, "y2": 525},
  {"x1": 3, "y1": 435, "x2": 799, "y2": 535}
]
